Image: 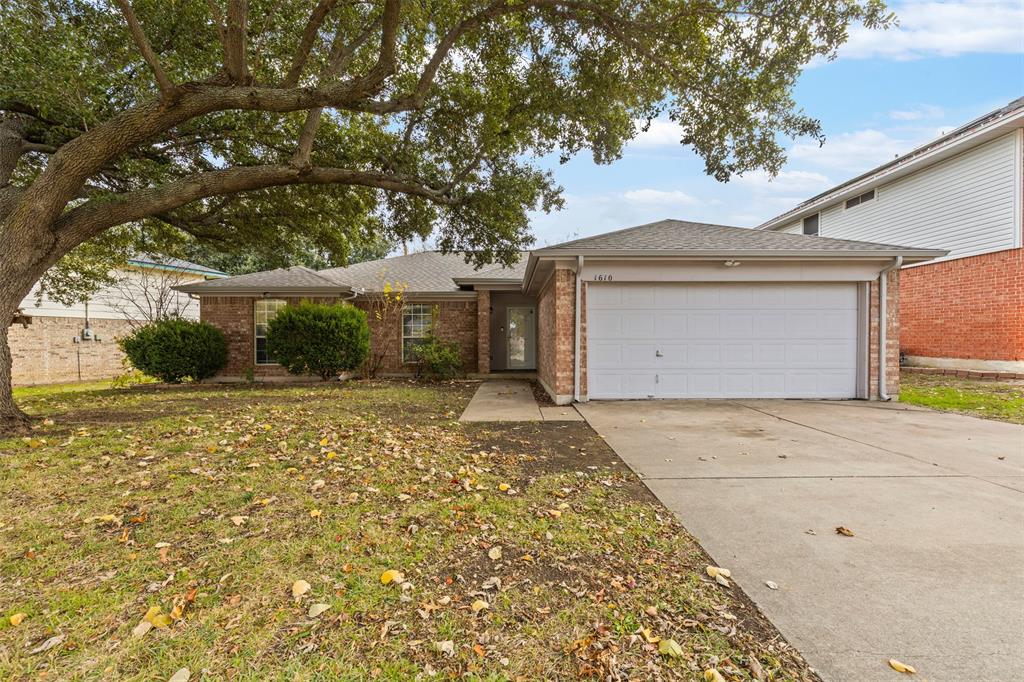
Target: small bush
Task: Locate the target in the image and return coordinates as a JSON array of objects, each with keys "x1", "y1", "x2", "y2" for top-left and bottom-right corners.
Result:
[
  {"x1": 266, "y1": 301, "x2": 369, "y2": 380},
  {"x1": 119, "y1": 319, "x2": 227, "y2": 383},
  {"x1": 413, "y1": 334, "x2": 463, "y2": 379}
]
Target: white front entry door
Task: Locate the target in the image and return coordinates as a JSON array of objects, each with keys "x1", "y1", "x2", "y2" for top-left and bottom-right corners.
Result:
[{"x1": 586, "y1": 282, "x2": 859, "y2": 399}]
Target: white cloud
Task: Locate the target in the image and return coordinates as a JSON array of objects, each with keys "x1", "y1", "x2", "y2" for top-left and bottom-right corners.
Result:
[
  {"x1": 734, "y1": 169, "x2": 834, "y2": 194},
  {"x1": 622, "y1": 189, "x2": 701, "y2": 206},
  {"x1": 789, "y1": 128, "x2": 929, "y2": 174},
  {"x1": 889, "y1": 104, "x2": 945, "y2": 120},
  {"x1": 629, "y1": 119, "x2": 684, "y2": 147},
  {"x1": 839, "y1": 1, "x2": 1024, "y2": 60}
]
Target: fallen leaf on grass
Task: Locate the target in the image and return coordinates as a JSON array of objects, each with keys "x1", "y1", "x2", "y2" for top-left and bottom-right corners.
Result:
[
  {"x1": 144, "y1": 605, "x2": 172, "y2": 629},
  {"x1": 168, "y1": 668, "x2": 190, "y2": 682},
  {"x1": 309, "y1": 509, "x2": 322, "y2": 519},
  {"x1": 307, "y1": 603, "x2": 331, "y2": 618},
  {"x1": 471, "y1": 599, "x2": 489, "y2": 613},
  {"x1": 658, "y1": 638, "x2": 683, "y2": 658},
  {"x1": 703, "y1": 669, "x2": 726, "y2": 682},
  {"x1": 889, "y1": 659, "x2": 917, "y2": 674},
  {"x1": 498, "y1": 483, "x2": 510, "y2": 491},
  {"x1": 29, "y1": 633, "x2": 65, "y2": 654},
  {"x1": 435, "y1": 640, "x2": 455, "y2": 657},
  {"x1": 488, "y1": 546, "x2": 502, "y2": 561},
  {"x1": 230, "y1": 515, "x2": 247, "y2": 526},
  {"x1": 836, "y1": 526, "x2": 855, "y2": 537},
  {"x1": 380, "y1": 569, "x2": 404, "y2": 585},
  {"x1": 9, "y1": 613, "x2": 26, "y2": 626},
  {"x1": 706, "y1": 565, "x2": 732, "y2": 586},
  {"x1": 292, "y1": 580, "x2": 311, "y2": 602}
]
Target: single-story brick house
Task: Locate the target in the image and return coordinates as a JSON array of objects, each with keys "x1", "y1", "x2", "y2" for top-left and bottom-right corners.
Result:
[{"x1": 176, "y1": 220, "x2": 944, "y2": 403}]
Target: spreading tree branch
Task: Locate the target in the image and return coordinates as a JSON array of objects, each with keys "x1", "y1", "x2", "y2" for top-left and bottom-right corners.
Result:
[
  {"x1": 113, "y1": 0, "x2": 177, "y2": 100},
  {"x1": 223, "y1": 0, "x2": 250, "y2": 83},
  {"x1": 282, "y1": 0, "x2": 339, "y2": 87},
  {"x1": 55, "y1": 164, "x2": 459, "y2": 247}
]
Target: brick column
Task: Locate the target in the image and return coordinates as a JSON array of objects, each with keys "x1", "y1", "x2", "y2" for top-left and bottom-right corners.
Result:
[
  {"x1": 476, "y1": 290, "x2": 490, "y2": 374},
  {"x1": 868, "y1": 269, "x2": 900, "y2": 399}
]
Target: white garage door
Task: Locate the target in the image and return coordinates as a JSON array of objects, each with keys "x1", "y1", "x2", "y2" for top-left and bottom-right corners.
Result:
[{"x1": 587, "y1": 282, "x2": 860, "y2": 399}]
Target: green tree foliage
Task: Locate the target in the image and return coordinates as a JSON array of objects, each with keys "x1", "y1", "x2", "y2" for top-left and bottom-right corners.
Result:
[
  {"x1": 266, "y1": 302, "x2": 370, "y2": 379},
  {"x1": 119, "y1": 319, "x2": 228, "y2": 383}
]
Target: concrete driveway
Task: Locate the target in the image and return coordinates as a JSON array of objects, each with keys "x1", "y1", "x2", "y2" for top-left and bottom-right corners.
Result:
[{"x1": 577, "y1": 400, "x2": 1024, "y2": 682}]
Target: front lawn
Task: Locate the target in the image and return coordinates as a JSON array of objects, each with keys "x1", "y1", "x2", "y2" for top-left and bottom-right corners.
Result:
[
  {"x1": 900, "y1": 371, "x2": 1024, "y2": 424},
  {"x1": 1, "y1": 381, "x2": 814, "y2": 681}
]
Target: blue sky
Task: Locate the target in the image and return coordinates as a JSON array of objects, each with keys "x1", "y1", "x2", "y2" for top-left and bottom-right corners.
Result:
[{"x1": 517, "y1": 0, "x2": 1024, "y2": 246}]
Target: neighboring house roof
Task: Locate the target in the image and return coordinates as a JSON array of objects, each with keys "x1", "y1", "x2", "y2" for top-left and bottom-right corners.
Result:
[
  {"x1": 758, "y1": 96, "x2": 1024, "y2": 231},
  {"x1": 129, "y1": 253, "x2": 228, "y2": 278},
  {"x1": 175, "y1": 266, "x2": 350, "y2": 295},
  {"x1": 533, "y1": 219, "x2": 943, "y2": 256}
]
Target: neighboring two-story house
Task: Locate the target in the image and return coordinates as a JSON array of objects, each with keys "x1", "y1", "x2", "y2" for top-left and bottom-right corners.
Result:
[
  {"x1": 758, "y1": 97, "x2": 1023, "y2": 373},
  {"x1": 11, "y1": 255, "x2": 226, "y2": 385}
]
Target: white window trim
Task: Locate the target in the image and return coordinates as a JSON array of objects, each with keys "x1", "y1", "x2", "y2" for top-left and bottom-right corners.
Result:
[
  {"x1": 401, "y1": 303, "x2": 433, "y2": 363},
  {"x1": 254, "y1": 299, "x2": 287, "y2": 365}
]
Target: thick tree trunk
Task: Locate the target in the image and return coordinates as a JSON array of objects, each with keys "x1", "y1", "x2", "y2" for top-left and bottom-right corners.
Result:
[{"x1": 0, "y1": 322, "x2": 29, "y2": 433}]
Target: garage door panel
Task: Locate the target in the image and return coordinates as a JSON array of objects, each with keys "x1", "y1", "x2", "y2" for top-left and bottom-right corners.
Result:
[
  {"x1": 587, "y1": 282, "x2": 860, "y2": 399},
  {"x1": 721, "y1": 313, "x2": 754, "y2": 338}
]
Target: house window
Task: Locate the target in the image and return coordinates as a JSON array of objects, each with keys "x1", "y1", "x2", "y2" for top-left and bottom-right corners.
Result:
[
  {"x1": 802, "y1": 213, "x2": 820, "y2": 236},
  {"x1": 402, "y1": 303, "x2": 433, "y2": 362},
  {"x1": 845, "y1": 189, "x2": 875, "y2": 209},
  {"x1": 255, "y1": 299, "x2": 287, "y2": 364}
]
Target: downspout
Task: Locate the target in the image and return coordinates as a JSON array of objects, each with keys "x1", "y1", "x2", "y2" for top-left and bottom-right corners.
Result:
[
  {"x1": 877, "y1": 256, "x2": 903, "y2": 401},
  {"x1": 573, "y1": 255, "x2": 584, "y2": 403}
]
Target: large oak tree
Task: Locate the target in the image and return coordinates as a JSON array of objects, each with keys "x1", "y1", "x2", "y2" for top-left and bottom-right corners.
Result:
[{"x1": 0, "y1": 0, "x2": 889, "y2": 430}]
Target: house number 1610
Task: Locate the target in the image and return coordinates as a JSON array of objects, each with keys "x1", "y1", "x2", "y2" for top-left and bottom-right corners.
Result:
[{"x1": 593, "y1": 274, "x2": 613, "y2": 281}]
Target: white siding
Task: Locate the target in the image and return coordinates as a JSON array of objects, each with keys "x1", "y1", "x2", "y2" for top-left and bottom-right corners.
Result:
[
  {"x1": 813, "y1": 132, "x2": 1021, "y2": 262},
  {"x1": 19, "y1": 267, "x2": 205, "y2": 321},
  {"x1": 779, "y1": 220, "x2": 803, "y2": 234}
]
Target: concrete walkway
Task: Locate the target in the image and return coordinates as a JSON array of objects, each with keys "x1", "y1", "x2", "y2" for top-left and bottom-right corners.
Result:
[
  {"x1": 578, "y1": 399, "x2": 1024, "y2": 682},
  {"x1": 459, "y1": 380, "x2": 583, "y2": 422}
]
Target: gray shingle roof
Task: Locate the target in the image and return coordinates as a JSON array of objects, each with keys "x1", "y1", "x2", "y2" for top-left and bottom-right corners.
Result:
[
  {"x1": 175, "y1": 266, "x2": 346, "y2": 294},
  {"x1": 538, "y1": 219, "x2": 941, "y2": 253},
  {"x1": 176, "y1": 252, "x2": 527, "y2": 295},
  {"x1": 319, "y1": 251, "x2": 526, "y2": 292}
]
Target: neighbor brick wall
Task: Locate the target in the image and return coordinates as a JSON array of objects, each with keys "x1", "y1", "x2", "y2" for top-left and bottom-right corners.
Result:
[
  {"x1": 201, "y1": 295, "x2": 478, "y2": 380},
  {"x1": 536, "y1": 268, "x2": 576, "y2": 401},
  {"x1": 868, "y1": 270, "x2": 901, "y2": 398},
  {"x1": 10, "y1": 316, "x2": 135, "y2": 385},
  {"x1": 900, "y1": 248, "x2": 1024, "y2": 362}
]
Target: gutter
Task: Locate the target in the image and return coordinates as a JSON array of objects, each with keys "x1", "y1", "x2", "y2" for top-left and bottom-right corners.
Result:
[
  {"x1": 573, "y1": 255, "x2": 583, "y2": 403},
  {"x1": 877, "y1": 256, "x2": 903, "y2": 401}
]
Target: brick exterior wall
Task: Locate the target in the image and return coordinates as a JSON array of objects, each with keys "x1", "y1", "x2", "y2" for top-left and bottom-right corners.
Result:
[
  {"x1": 868, "y1": 270, "x2": 901, "y2": 398},
  {"x1": 10, "y1": 316, "x2": 136, "y2": 385},
  {"x1": 200, "y1": 295, "x2": 479, "y2": 380},
  {"x1": 536, "y1": 268, "x2": 576, "y2": 402},
  {"x1": 476, "y1": 290, "x2": 490, "y2": 374},
  {"x1": 900, "y1": 247, "x2": 1023, "y2": 362}
]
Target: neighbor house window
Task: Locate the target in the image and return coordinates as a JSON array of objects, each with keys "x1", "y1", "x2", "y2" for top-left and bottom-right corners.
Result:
[
  {"x1": 255, "y1": 299, "x2": 287, "y2": 364},
  {"x1": 845, "y1": 189, "x2": 875, "y2": 209},
  {"x1": 802, "y1": 213, "x2": 820, "y2": 236},
  {"x1": 402, "y1": 303, "x2": 433, "y2": 362}
]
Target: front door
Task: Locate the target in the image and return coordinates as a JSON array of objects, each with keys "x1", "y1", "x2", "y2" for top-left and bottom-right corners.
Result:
[{"x1": 507, "y1": 307, "x2": 536, "y2": 369}]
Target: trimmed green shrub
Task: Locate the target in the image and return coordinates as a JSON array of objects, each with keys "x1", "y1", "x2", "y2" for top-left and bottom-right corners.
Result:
[
  {"x1": 266, "y1": 301, "x2": 369, "y2": 380},
  {"x1": 413, "y1": 333, "x2": 463, "y2": 379},
  {"x1": 119, "y1": 319, "x2": 227, "y2": 383}
]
